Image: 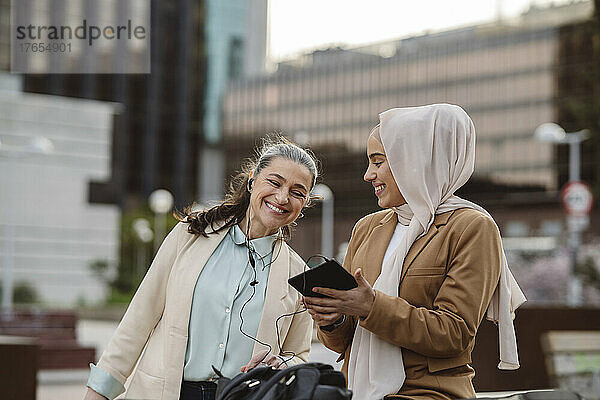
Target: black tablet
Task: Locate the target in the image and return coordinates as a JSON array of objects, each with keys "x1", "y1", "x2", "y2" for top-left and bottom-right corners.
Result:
[{"x1": 288, "y1": 258, "x2": 357, "y2": 298}]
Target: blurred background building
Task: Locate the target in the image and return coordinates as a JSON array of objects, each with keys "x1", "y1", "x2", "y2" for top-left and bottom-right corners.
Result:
[
  {"x1": 222, "y1": 0, "x2": 599, "y2": 262},
  {"x1": 1, "y1": 0, "x2": 269, "y2": 209},
  {"x1": 0, "y1": 74, "x2": 119, "y2": 304},
  {"x1": 200, "y1": 0, "x2": 268, "y2": 202},
  {"x1": 0, "y1": 0, "x2": 598, "y2": 307},
  {"x1": 4, "y1": 0, "x2": 270, "y2": 210},
  {"x1": 10, "y1": 0, "x2": 203, "y2": 210},
  {"x1": 0, "y1": 0, "x2": 267, "y2": 305}
]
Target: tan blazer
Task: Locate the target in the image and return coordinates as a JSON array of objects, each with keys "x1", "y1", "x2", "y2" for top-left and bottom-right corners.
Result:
[
  {"x1": 318, "y1": 208, "x2": 502, "y2": 399},
  {"x1": 96, "y1": 223, "x2": 313, "y2": 400}
]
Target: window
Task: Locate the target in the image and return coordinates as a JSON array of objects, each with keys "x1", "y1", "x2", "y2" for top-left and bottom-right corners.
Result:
[{"x1": 228, "y1": 37, "x2": 243, "y2": 80}]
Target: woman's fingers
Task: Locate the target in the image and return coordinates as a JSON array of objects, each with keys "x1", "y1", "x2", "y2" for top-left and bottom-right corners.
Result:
[
  {"x1": 304, "y1": 296, "x2": 339, "y2": 307},
  {"x1": 312, "y1": 287, "x2": 345, "y2": 298},
  {"x1": 309, "y1": 311, "x2": 342, "y2": 326},
  {"x1": 306, "y1": 305, "x2": 341, "y2": 320},
  {"x1": 305, "y1": 270, "x2": 376, "y2": 318},
  {"x1": 242, "y1": 350, "x2": 288, "y2": 372},
  {"x1": 305, "y1": 296, "x2": 345, "y2": 325},
  {"x1": 354, "y1": 268, "x2": 371, "y2": 288},
  {"x1": 306, "y1": 303, "x2": 337, "y2": 313},
  {"x1": 265, "y1": 353, "x2": 277, "y2": 366}
]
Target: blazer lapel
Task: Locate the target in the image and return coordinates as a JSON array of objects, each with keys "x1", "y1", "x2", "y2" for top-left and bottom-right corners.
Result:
[
  {"x1": 363, "y1": 211, "x2": 397, "y2": 285},
  {"x1": 173, "y1": 227, "x2": 229, "y2": 330},
  {"x1": 183, "y1": 231, "x2": 227, "y2": 293},
  {"x1": 253, "y1": 239, "x2": 290, "y2": 355}
]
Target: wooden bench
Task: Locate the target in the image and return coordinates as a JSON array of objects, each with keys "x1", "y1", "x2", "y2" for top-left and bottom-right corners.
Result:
[
  {"x1": 0, "y1": 310, "x2": 95, "y2": 369},
  {"x1": 541, "y1": 330, "x2": 600, "y2": 400}
]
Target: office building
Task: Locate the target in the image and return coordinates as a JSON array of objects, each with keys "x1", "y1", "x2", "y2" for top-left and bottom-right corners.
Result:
[
  {"x1": 221, "y1": 1, "x2": 597, "y2": 256},
  {"x1": 11, "y1": 0, "x2": 205, "y2": 210},
  {"x1": 0, "y1": 74, "x2": 120, "y2": 305},
  {"x1": 200, "y1": 0, "x2": 268, "y2": 202}
]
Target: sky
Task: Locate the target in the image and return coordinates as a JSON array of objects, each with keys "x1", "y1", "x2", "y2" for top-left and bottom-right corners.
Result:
[{"x1": 268, "y1": 0, "x2": 571, "y2": 61}]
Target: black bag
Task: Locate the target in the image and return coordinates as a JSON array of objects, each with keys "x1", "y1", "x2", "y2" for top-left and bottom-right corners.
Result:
[{"x1": 215, "y1": 362, "x2": 352, "y2": 400}]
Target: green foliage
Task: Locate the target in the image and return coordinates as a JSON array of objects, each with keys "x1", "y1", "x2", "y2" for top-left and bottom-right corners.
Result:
[
  {"x1": 76, "y1": 295, "x2": 87, "y2": 308},
  {"x1": 91, "y1": 207, "x2": 178, "y2": 304},
  {"x1": 106, "y1": 289, "x2": 136, "y2": 305},
  {"x1": 90, "y1": 259, "x2": 110, "y2": 282},
  {"x1": 577, "y1": 256, "x2": 600, "y2": 291},
  {"x1": 14, "y1": 282, "x2": 38, "y2": 303},
  {"x1": 0, "y1": 280, "x2": 39, "y2": 304}
]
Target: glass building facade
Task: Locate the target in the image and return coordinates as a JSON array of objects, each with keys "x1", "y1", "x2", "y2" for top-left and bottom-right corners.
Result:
[{"x1": 200, "y1": 0, "x2": 267, "y2": 202}]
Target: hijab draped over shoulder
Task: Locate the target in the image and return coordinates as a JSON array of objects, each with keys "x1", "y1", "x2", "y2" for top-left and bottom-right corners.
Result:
[{"x1": 347, "y1": 104, "x2": 526, "y2": 400}]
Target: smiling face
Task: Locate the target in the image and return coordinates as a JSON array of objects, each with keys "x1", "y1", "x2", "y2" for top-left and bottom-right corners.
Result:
[
  {"x1": 363, "y1": 134, "x2": 406, "y2": 208},
  {"x1": 245, "y1": 157, "x2": 313, "y2": 238}
]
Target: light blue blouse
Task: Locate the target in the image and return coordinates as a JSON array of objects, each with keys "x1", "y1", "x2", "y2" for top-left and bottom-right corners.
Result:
[{"x1": 87, "y1": 224, "x2": 277, "y2": 399}]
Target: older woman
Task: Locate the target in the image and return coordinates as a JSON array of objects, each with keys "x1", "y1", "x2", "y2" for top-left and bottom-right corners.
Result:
[
  {"x1": 304, "y1": 104, "x2": 526, "y2": 400},
  {"x1": 84, "y1": 137, "x2": 318, "y2": 400}
]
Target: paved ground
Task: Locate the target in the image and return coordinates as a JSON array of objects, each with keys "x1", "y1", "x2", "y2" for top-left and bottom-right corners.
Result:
[
  {"x1": 37, "y1": 369, "x2": 87, "y2": 400},
  {"x1": 38, "y1": 380, "x2": 87, "y2": 400},
  {"x1": 37, "y1": 319, "x2": 342, "y2": 399}
]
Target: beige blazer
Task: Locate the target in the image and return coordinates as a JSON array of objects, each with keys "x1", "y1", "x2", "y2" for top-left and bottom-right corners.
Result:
[
  {"x1": 318, "y1": 208, "x2": 502, "y2": 399},
  {"x1": 96, "y1": 222, "x2": 313, "y2": 400}
]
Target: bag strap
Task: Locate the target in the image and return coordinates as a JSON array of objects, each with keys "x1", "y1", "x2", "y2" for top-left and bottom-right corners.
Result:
[
  {"x1": 247, "y1": 363, "x2": 331, "y2": 400},
  {"x1": 216, "y1": 365, "x2": 275, "y2": 400}
]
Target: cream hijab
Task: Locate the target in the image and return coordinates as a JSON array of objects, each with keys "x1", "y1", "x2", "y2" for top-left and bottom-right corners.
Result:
[{"x1": 347, "y1": 104, "x2": 527, "y2": 400}]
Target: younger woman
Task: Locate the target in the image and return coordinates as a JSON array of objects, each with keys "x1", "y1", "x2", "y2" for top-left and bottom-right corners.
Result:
[{"x1": 305, "y1": 104, "x2": 526, "y2": 399}]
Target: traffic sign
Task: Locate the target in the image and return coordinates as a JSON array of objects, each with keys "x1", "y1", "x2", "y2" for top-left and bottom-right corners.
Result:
[{"x1": 561, "y1": 181, "x2": 594, "y2": 216}]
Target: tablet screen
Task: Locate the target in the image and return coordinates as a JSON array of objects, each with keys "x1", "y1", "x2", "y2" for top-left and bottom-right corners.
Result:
[{"x1": 288, "y1": 258, "x2": 357, "y2": 298}]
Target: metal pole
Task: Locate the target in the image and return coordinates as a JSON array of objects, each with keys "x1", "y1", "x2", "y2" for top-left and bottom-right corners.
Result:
[
  {"x1": 569, "y1": 139, "x2": 580, "y2": 182},
  {"x1": 154, "y1": 212, "x2": 165, "y2": 254},
  {"x1": 567, "y1": 138, "x2": 582, "y2": 306},
  {"x1": 567, "y1": 232, "x2": 582, "y2": 306},
  {"x1": 149, "y1": 190, "x2": 173, "y2": 253},
  {"x1": 137, "y1": 245, "x2": 144, "y2": 280},
  {"x1": 534, "y1": 125, "x2": 590, "y2": 306},
  {"x1": 132, "y1": 217, "x2": 153, "y2": 279},
  {"x1": 313, "y1": 184, "x2": 334, "y2": 259},
  {"x1": 322, "y1": 194, "x2": 334, "y2": 259}
]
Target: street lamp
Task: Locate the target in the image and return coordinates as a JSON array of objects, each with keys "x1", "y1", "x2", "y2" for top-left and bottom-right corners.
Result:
[
  {"x1": 534, "y1": 123, "x2": 590, "y2": 182},
  {"x1": 148, "y1": 189, "x2": 174, "y2": 253},
  {"x1": 1, "y1": 136, "x2": 54, "y2": 312},
  {"x1": 534, "y1": 122, "x2": 591, "y2": 306},
  {"x1": 312, "y1": 184, "x2": 334, "y2": 259}
]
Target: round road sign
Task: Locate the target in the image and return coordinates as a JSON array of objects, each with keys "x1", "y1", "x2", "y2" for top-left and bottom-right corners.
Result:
[{"x1": 561, "y1": 181, "x2": 593, "y2": 216}]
